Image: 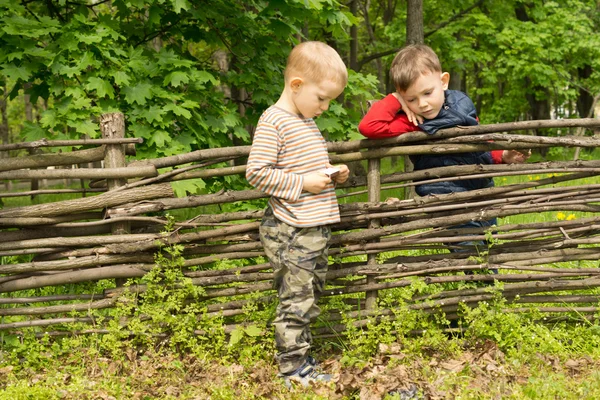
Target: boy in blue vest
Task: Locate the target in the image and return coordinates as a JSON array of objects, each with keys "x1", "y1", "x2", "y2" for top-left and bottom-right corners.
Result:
[{"x1": 359, "y1": 44, "x2": 529, "y2": 267}]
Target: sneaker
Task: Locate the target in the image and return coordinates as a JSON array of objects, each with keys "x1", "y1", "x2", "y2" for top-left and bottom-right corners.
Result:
[
  {"x1": 388, "y1": 384, "x2": 419, "y2": 399},
  {"x1": 281, "y1": 360, "x2": 331, "y2": 388}
]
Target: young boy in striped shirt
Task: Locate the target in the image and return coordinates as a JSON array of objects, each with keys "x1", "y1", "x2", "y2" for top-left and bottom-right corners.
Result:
[{"x1": 246, "y1": 41, "x2": 349, "y2": 388}]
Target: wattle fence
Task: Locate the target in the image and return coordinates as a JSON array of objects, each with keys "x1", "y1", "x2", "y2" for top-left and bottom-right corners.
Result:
[{"x1": 2, "y1": 113, "x2": 600, "y2": 338}]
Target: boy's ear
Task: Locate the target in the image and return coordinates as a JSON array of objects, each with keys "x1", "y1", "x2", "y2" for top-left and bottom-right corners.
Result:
[
  {"x1": 440, "y1": 72, "x2": 450, "y2": 90},
  {"x1": 290, "y1": 77, "x2": 304, "y2": 92}
]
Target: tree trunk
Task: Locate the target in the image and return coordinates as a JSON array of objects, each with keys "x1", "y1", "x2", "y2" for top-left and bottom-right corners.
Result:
[
  {"x1": 349, "y1": 0, "x2": 359, "y2": 71},
  {"x1": 406, "y1": 0, "x2": 424, "y2": 45},
  {"x1": 576, "y1": 65, "x2": 594, "y2": 118},
  {"x1": 0, "y1": 82, "x2": 8, "y2": 192},
  {"x1": 404, "y1": 0, "x2": 423, "y2": 198}
]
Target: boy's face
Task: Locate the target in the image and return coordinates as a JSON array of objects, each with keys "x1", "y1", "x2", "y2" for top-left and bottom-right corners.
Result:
[
  {"x1": 290, "y1": 78, "x2": 345, "y2": 119},
  {"x1": 399, "y1": 71, "x2": 449, "y2": 120}
]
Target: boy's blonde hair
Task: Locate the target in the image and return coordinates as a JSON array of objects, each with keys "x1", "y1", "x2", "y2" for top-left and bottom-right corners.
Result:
[
  {"x1": 390, "y1": 44, "x2": 442, "y2": 92},
  {"x1": 284, "y1": 41, "x2": 348, "y2": 86}
]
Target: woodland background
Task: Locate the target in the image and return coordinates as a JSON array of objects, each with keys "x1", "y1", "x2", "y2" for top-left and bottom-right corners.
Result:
[
  {"x1": 1, "y1": 0, "x2": 599, "y2": 176},
  {"x1": 2, "y1": 1, "x2": 600, "y2": 399}
]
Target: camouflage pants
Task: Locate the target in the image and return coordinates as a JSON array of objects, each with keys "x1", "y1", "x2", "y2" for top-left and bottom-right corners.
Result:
[{"x1": 259, "y1": 207, "x2": 331, "y2": 374}]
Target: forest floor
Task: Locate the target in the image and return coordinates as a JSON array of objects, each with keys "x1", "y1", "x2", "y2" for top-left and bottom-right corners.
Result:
[{"x1": 2, "y1": 338, "x2": 600, "y2": 399}]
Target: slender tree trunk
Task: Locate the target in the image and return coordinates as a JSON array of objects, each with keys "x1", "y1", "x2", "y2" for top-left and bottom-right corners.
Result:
[
  {"x1": 349, "y1": 0, "x2": 359, "y2": 71},
  {"x1": 0, "y1": 83, "x2": 9, "y2": 193},
  {"x1": 403, "y1": 0, "x2": 423, "y2": 198},
  {"x1": 406, "y1": 0, "x2": 424, "y2": 45},
  {"x1": 516, "y1": 4, "x2": 551, "y2": 151},
  {"x1": 577, "y1": 65, "x2": 594, "y2": 119},
  {"x1": 101, "y1": 113, "x2": 130, "y2": 287}
]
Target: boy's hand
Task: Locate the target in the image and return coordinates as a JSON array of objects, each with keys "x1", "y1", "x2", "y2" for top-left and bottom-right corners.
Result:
[
  {"x1": 328, "y1": 164, "x2": 349, "y2": 184},
  {"x1": 502, "y1": 149, "x2": 531, "y2": 164},
  {"x1": 302, "y1": 172, "x2": 331, "y2": 194},
  {"x1": 392, "y1": 92, "x2": 423, "y2": 126}
]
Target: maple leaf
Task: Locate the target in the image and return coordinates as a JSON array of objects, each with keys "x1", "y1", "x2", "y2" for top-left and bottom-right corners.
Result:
[
  {"x1": 86, "y1": 77, "x2": 115, "y2": 99},
  {"x1": 123, "y1": 82, "x2": 153, "y2": 105}
]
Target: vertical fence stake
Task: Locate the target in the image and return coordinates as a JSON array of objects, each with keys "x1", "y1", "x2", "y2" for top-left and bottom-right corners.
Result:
[
  {"x1": 365, "y1": 158, "x2": 381, "y2": 310},
  {"x1": 100, "y1": 113, "x2": 130, "y2": 287}
]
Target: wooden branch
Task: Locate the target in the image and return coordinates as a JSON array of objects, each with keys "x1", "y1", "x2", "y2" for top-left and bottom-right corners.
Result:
[
  {"x1": 0, "y1": 146, "x2": 106, "y2": 172},
  {"x1": 0, "y1": 316, "x2": 97, "y2": 331},
  {"x1": 445, "y1": 133, "x2": 600, "y2": 147},
  {"x1": 0, "y1": 248, "x2": 64, "y2": 257},
  {"x1": 0, "y1": 182, "x2": 173, "y2": 218},
  {"x1": 0, "y1": 212, "x2": 102, "y2": 227},
  {"x1": 335, "y1": 202, "x2": 600, "y2": 245},
  {"x1": 424, "y1": 0, "x2": 484, "y2": 38},
  {"x1": 0, "y1": 294, "x2": 100, "y2": 305},
  {"x1": 326, "y1": 118, "x2": 600, "y2": 153},
  {"x1": 0, "y1": 188, "x2": 106, "y2": 198},
  {"x1": 0, "y1": 232, "x2": 158, "y2": 252},
  {"x1": 105, "y1": 189, "x2": 267, "y2": 216},
  {"x1": 340, "y1": 160, "x2": 600, "y2": 191},
  {"x1": 144, "y1": 146, "x2": 252, "y2": 169},
  {"x1": 169, "y1": 165, "x2": 246, "y2": 181},
  {"x1": 0, "y1": 137, "x2": 142, "y2": 152},
  {"x1": 0, "y1": 264, "x2": 152, "y2": 293},
  {"x1": 0, "y1": 254, "x2": 154, "y2": 275},
  {"x1": 0, "y1": 165, "x2": 157, "y2": 180},
  {"x1": 0, "y1": 224, "x2": 111, "y2": 243},
  {"x1": 0, "y1": 145, "x2": 134, "y2": 172},
  {"x1": 102, "y1": 221, "x2": 261, "y2": 255},
  {"x1": 0, "y1": 298, "x2": 116, "y2": 316},
  {"x1": 330, "y1": 142, "x2": 547, "y2": 164}
]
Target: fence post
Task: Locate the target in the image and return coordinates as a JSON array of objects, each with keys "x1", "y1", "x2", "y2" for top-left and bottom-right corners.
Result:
[
  {"x1": 100, "y1": 113, "x2": 130, "y2": 287},
  {"x1": 365, "y1": 158, "x2": 381, "y2": 310}
]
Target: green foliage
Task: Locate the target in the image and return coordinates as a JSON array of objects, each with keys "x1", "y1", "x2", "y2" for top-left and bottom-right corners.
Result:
[
  {"x1": 0, "y1": 0, "x2": 361, "y2": 163},
  {"x1": 430, "y1": 0, "x2": 600, "y2": 123},
  {"x1": 101, "y1": 239, "x2": 209, "y2": 357}
]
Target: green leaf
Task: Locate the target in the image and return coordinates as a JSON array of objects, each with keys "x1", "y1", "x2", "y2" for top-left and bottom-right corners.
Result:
[
  {"x1": 122, "y1": 82, "x2": 153, "y2": 105},
  {"x1": 170, "y1": 179, "x2": 204, "y2": 197},
  {"x1": 1, "y1": 15, "x2": 61, "y2": 37},
  {"x1": 244, "y1": 325, "x2": 262, "y2": 337},
  {"x1": 164, "y1": 103, "x2": 192, "y2": 119},
  {"x1": 113, "y1": 71, "x2": 131, "y2": 86},
  {"x1": 21, "y1": 121, "x2": 48, "y2": 142},
  {"x1": 75, "y1": 32, "x2": 104, "y2": 44},
  {"x1": 27, "y1": 81, "x2": 50, "y2": 103},
  {"x1": 1, "y1": 63, "x2": 30, "y2": 81},
  {"x1": 71, "y1": 96, "x2": 93, "y2": 110},
  {"x1": 163, "y1": 71, "x2": 189, "y2": 87},
  {"x1": 232, "y1": 126, "x2": 250, "y2": 141},
  {"x1": 140, "y1": 105, "x2": 166, "y2": 124},
  {"x1": 180, "y1": 100, "x2": 199, "y2": 109},
  {"x1": 86, "y1": 77, "x2": 115, "y2": 99},
  {"x1": 129, "y1": 122, "x2": 154, "y2": 139},
  {"x1": 150, "y1": 129, "x2": 171, "y2": 147},
  {"x1": 228, "y1": 326, "x2": 244, "y2": 347},
  {"x1": 40, "y1": 109, "x2": 58, "y2": 129},
  {"x1": 52, "y1": 63, "x2": 81, "y2": 78},
  {"x1": 193, "y1": 70, "x2": 218, "y2": 85},
  {"x1": 72, "y1": 120, "x2": 99, "y2": 137},
  {"x1": 1, "y1": 334, "x2": 20, "y2": 347},
  {"x1": 171, "y1": 0, "x2": 190, "y2": 13}
]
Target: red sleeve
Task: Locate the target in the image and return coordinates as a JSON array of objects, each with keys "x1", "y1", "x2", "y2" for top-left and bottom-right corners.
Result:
[
  {"x1": 358, "y1": 94, "x2": 421, "y2": 139},
  {"x1": 491, "y1": 150, "x2": 504, "y2": 164}
]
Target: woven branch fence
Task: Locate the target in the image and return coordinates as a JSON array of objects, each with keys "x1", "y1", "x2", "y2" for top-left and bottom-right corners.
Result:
[{"x1": 2, "y1": 113, "x2": 600, "y2": 338}]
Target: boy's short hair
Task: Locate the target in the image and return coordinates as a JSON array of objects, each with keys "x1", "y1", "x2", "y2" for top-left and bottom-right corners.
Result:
[
  {"x1": 390, "y1": 44, "x2": 442, "y2": 92},
  {"x1": 284, "y1": 41, "x2": 348, "y2": 86}
]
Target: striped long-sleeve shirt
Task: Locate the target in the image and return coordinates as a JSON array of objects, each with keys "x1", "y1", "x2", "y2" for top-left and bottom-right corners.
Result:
[{"x1": 246, "y1": 106, "x2": 340, "y2": 228}]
